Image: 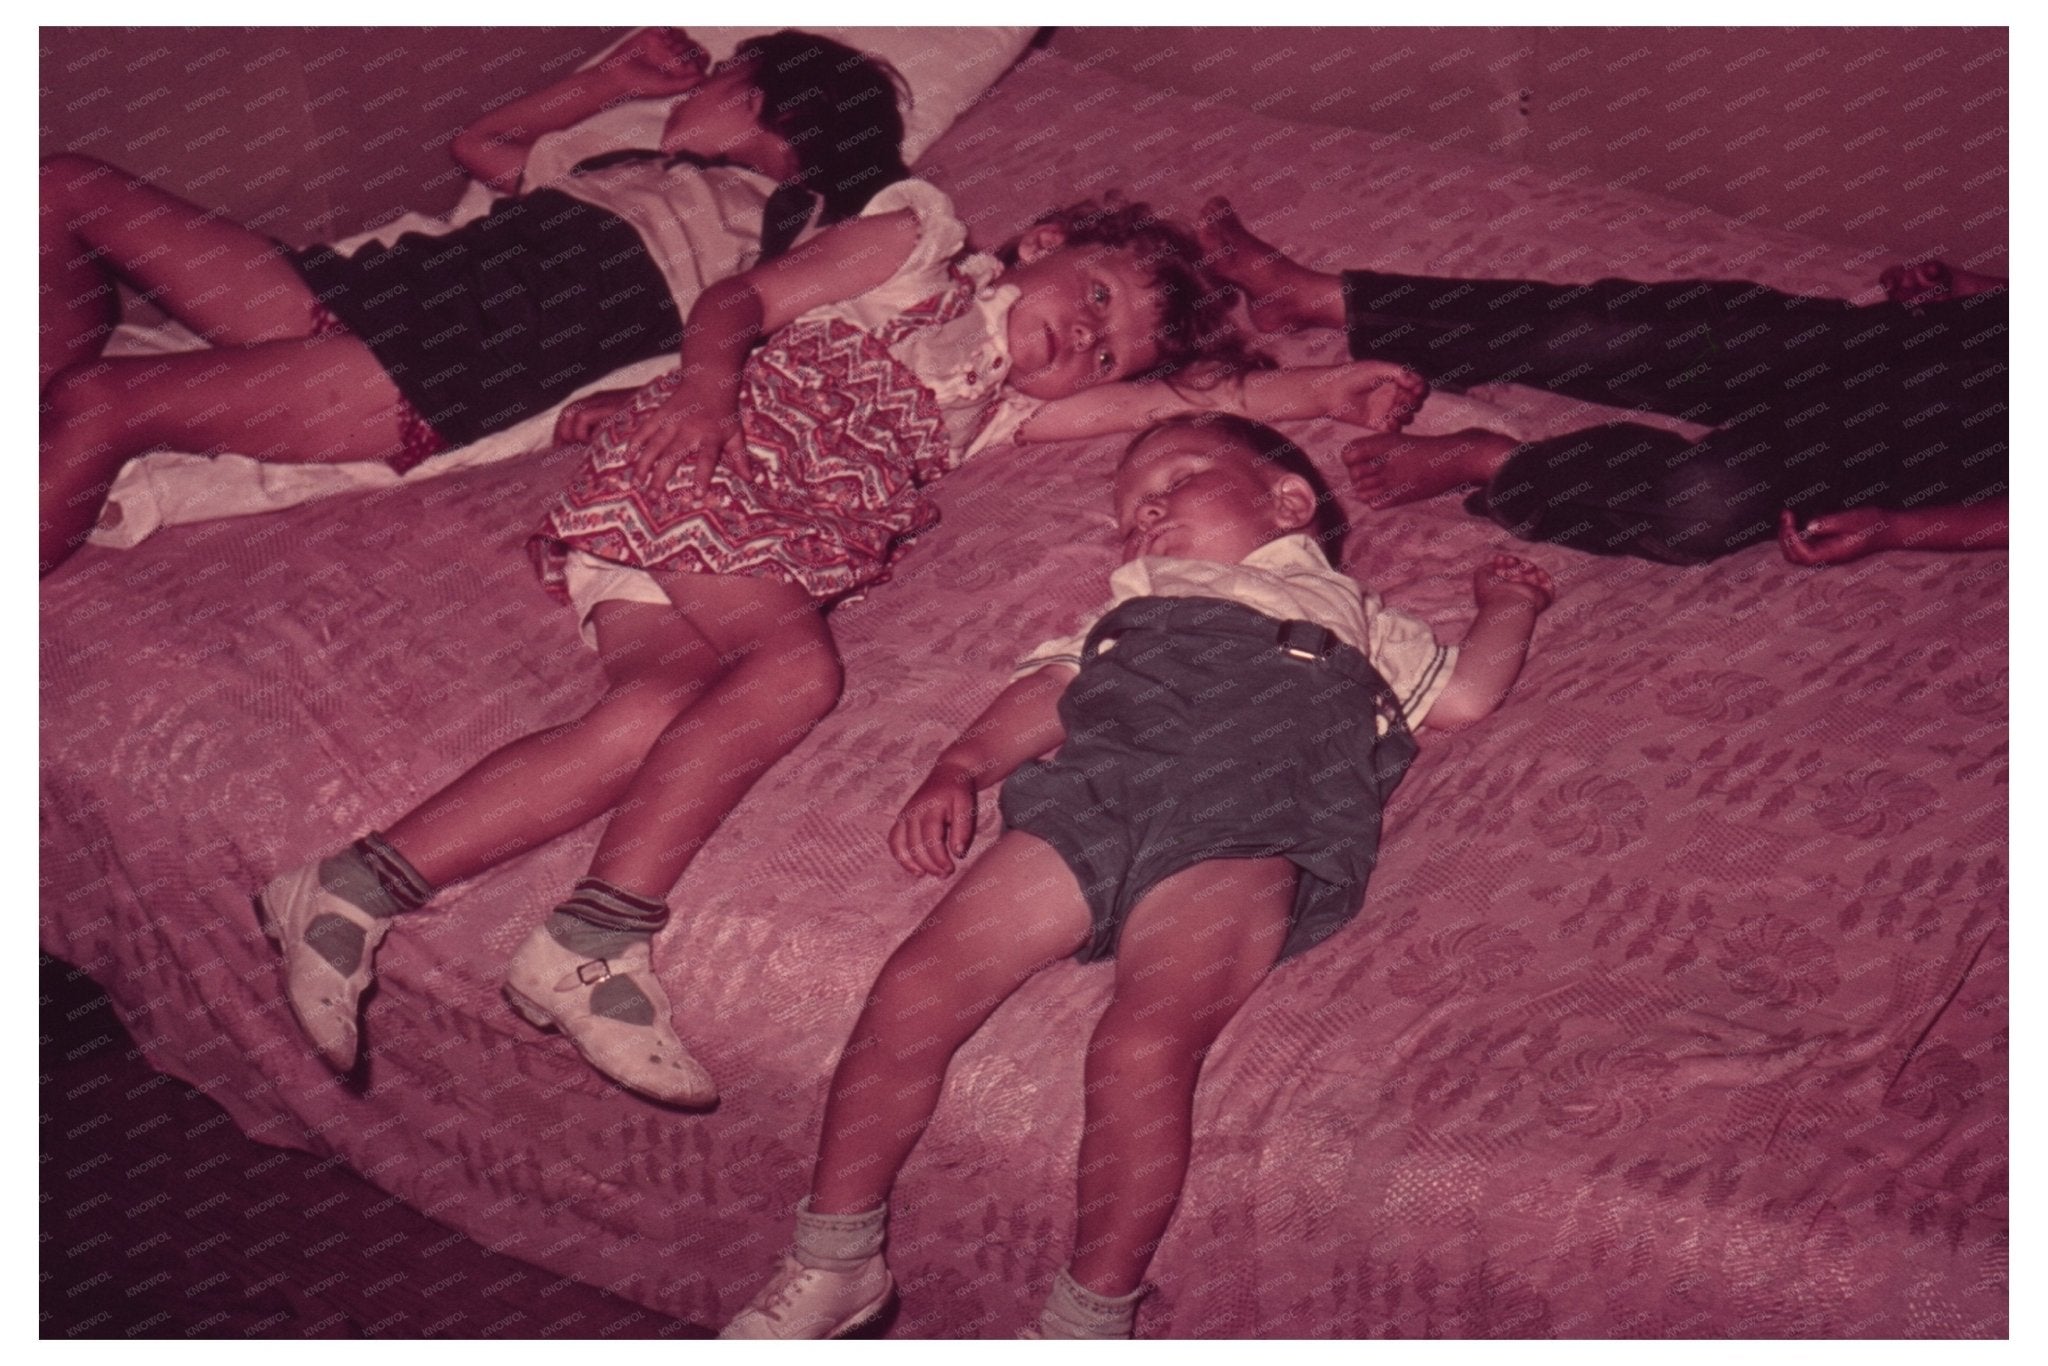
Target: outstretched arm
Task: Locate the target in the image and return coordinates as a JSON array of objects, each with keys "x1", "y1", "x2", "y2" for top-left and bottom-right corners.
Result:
[
  {"x1": 1421, "y1": 555, "x2": 1555, "y2": 732},
  {"x1": 1777, "y1": 500, "x2": 2008, "y2": 567},
  {"x1": 889, "y1": 666, "x2": 1074, "y2": 876},
  {"x1": 1016, "y1": 360, "x2": 1427, "y2": 445},
  {"x1": 452, "y1": 28, "x2": 709, "y2": 192}
]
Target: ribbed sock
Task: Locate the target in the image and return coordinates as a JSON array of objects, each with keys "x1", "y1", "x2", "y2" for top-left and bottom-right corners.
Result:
[
  {"x1": 318, "y1": 831, "x2": 432, "y2": 919},
  {"x1": 1036, "y1": 1266, "x2": 1147, "y2": 1339},
  {"x1": 542, "y1": 877, "x2": 671, "y2": 1025},
  {"x1": 301, "y1": 832, "x2": 433, "y2": 976},
  {"x1": 793, "y1": 1196, "x2": 887, "y2": 1272}
]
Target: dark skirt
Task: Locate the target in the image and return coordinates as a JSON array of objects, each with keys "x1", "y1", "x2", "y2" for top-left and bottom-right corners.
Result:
[{"x1": 291, "y1": 189, "x2": 683, "y2": 448}]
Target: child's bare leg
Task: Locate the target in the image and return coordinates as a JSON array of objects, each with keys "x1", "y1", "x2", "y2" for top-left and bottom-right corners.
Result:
[
  {"x1": 1342, "y1": 427, "x2": 1520, "y2": 510},
  {"x1": 1069, "y1": 856, "x2": 1294, "y2": 1297},
  {"x1": 39, "y1": 334, "x2": 408, "y2": 574},
  {"x1": 481, "y1": 574, "x2": 838, "y2": 1105},
  {"x1": 583, "y1": 570, "x2": 842, "y2": 899},
  {"x1": 810, "y1": 831, "x2": 1091, "y2": 1214},
  {"x1": 39, "y1": 155, "x2": 321, "y2": 388},
  {"x1": 1195, "y1": 197, "x2": 1347, "y2": 333},
  {"x1": 382, "y1": 600, "x2": 726, "y2": 887}
]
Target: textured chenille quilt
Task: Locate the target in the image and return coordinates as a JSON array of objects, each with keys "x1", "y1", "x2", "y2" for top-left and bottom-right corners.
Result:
[{"x1": 41, "y1": 46, "x2": 2005, "y2": 1337}]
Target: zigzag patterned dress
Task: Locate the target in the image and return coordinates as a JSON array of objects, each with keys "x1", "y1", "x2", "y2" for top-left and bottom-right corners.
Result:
[{"x1": 531, "y1": 180, "x2": 1034, "y2": 605}]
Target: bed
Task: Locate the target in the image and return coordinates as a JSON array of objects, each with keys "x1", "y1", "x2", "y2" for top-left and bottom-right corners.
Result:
[{"x1": 39, "y1": 40, "x2": 2006, "y2": 1338}]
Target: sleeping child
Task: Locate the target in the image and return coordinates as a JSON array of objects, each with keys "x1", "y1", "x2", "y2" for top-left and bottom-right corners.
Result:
[
  {"x1": 722, "y1": 411, "x2": 1555, "y2": 1338},
  {"x1": 254, "y1": 182, "x2": 1425, "y2": 1110}
]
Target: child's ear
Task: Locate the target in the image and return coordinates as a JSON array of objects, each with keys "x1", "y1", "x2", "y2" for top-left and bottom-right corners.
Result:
[
  {"x1": 1014, "y1": 223, "x2": 1069, "y2": 263},
  {"x1": 1268, "y1": 474, "x2": 1319, "y2": 533}
]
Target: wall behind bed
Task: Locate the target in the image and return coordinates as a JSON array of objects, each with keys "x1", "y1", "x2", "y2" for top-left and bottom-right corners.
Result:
[{"x1": 1047, "y1": 26, "x2": 2008, "y2": 276}]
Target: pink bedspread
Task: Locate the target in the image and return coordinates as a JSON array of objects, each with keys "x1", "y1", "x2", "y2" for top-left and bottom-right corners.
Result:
[{"x1": 40, "y1": 50, "x2": 2005, "y2": 1337}]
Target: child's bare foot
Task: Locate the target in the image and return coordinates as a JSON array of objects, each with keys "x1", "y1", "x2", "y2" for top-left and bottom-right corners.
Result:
[
  {"x1": 1196, "y1": 197, "x2": 1346, "y2": 333},
  {"x1": 1343, "y1": 428, "x2": 1518, "y2": 509},
  {"x1": 1879, "y1": 259, "x2": 2006, "y2": 306},
  {"x1": 1473, "y1": 553, "x2": 1554, "y2": 611}
]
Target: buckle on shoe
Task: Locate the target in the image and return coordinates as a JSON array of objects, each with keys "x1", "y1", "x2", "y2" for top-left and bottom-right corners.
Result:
[
  {"x1": 576, "y1": 958, "x2": 614, "y2": 986},
  {"x1": 1277, "y1": 619, "x2": 1334, "y2": 661}
]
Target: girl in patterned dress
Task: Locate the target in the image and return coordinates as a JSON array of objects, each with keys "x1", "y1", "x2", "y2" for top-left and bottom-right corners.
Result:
[{"x1": 256, "y1": 179, "x2": 1426, "y2": 1108}]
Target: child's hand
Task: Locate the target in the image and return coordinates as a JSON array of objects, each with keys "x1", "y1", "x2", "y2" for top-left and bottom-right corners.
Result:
[
  {"x1": 1325, "y1": 361, "x2": 1428, "y2": 432},
  {"x1": 1473, "y1": 553, "x2": 1555, "y2": 612},
  {"x1": 888, "y1": 762, "x2": 979, "y2": 877},
  {"x1": 621, "y1": 383, "x2": 743, "y2": 491},
  {"x1": 596, "y1": 27, "x2": 710, "y2": 100},
  {"x1": 554, "y1": 389, "x2": 636, "y2": 446},
  {"x1": 1777, "y1": 508, "x2": 1893, "y2": 566},
  {"x1": 1424, "y1": 554, "x2": 1554, "y2": 732}
]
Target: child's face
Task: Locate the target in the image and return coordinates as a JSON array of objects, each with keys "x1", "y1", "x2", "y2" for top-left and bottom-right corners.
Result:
[
  {"x1": 660, "y1": 58, "x2": 799, "y2": 181},
  {"x1": 1113, "y1": 427, "x2": 1309, "y2": 565},
  {"x1": 1002, "y1": 231, "x2": 1166, "y2": 401}
]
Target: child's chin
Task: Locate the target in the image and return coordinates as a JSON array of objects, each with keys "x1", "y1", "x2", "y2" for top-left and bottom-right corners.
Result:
[{"x1": 1022, "y1": 360, "x2": 1098, "y2": 400}]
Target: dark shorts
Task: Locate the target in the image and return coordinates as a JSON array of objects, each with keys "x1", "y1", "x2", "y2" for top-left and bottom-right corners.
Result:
[
  {"x1": 289, "y1": 189, "x2": 683, "y2": 452},
  {"x1": 999, "y1": 595, "x2": 1419, "y2": 964}
]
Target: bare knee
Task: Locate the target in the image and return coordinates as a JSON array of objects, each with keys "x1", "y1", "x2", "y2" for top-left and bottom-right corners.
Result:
[
  {"x1": 743, "y1": 628, "x2": 844, "y2": 730},
  {"x1": 1089, "y1": 1001, "x2": 1208, "y2": 1080},
  {"x1": 42, "y1": 362, "x2": 130, "y2": 455},
  {"x1": 1089, "y1": 965, "x2": 1261, "y2": 1088},
  {"x1": 860, "y1": 952, "x2": 952, "y2": 1043},
  {"x1": 585, "y1": 673, "x2": 703, "y2": 750},
  {"x1": 40, "y1": 154, "x2": 117, "y2": 213},
  {"x1": 793, "y1": 642, "x2": 845, "y2": 725}
]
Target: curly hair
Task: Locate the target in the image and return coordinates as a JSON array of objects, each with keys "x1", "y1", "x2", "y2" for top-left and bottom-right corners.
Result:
[
  {"x1": 997, "y1": 196, "x2": 1268, "y2": 381},
  {"x1": 1123, "y1": 412, "x2": 1349, "y2": 559}
]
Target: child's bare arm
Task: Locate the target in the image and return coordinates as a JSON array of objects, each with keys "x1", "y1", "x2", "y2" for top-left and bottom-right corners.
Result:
[
  {"x1": 1016, "y1": 360, "x2": 1427, "y2": 445},
  {"x1": 1776, "y1": 500, "x2": 2008, "y2": 567},
  {"x1": 618, "y1": 209, "x2": 922, "y2": 487},
  {"x1": 453, "y1": 29, "x2": 710, "y2": 192},
  {"x1": 889, "y1": 666, "x2": 1074, "y2": 876},
  {"x1": 1420, "y1": 554, "x2": 1555, "y2": 732}
]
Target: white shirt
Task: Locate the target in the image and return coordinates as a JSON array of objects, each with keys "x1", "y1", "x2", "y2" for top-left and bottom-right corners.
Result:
[
  {"x1": 1014, "y1": 534, "x2": 1456, "y2": 730},
  {"x1": 800, "y1": 179, "x2": 1040, "y2": 460},
  {"x1": 546, "y1": 158, "x2": 778, "y2": 330}
]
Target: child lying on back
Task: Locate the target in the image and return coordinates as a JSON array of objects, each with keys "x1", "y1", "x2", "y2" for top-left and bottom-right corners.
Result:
[
  {"x1": 723, "y1": 412, "x2": 1555, "y2": 1338},
  {"x1": 255, "y1": 185, "x2": 1422, "y2": 1112}
]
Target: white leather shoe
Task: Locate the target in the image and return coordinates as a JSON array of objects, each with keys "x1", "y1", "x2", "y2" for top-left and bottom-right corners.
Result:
[
  {"x1": 502, "y1": 926, "x2": 716, "y2": 1106},
  {"x1": 254, "y1": 860, "x2": 390, "y2": 1071},
  {"x1": 720, "y1": 1254, "x2": 893, "y2": 1339}
]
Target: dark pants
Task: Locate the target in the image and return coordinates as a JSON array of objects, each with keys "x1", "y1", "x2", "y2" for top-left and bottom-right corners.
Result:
[{"x1": 1345, "y1": 271, "x2": 2009, "y2": 563}]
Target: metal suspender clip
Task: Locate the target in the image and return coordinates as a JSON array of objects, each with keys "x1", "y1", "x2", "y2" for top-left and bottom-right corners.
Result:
[{"x1": 1276, "y1": 619, "x2": 1335, "y2": 661}]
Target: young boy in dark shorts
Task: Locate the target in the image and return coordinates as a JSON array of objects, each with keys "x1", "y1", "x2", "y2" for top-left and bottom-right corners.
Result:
[{"x1": 723, "y1": 412, "x2": 1554, "y2": 1339}]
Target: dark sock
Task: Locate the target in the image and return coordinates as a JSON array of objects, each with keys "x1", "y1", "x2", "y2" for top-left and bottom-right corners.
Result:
[
  {"x1": 320, "y1": 832, "x2": 433, "y2": 919},
  {"x1": 543, "y1": 878, "x2": 671, "y2": 1025},
  {"x1": 301, "y1": 833, "x2": 432, "y2": 976}
]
